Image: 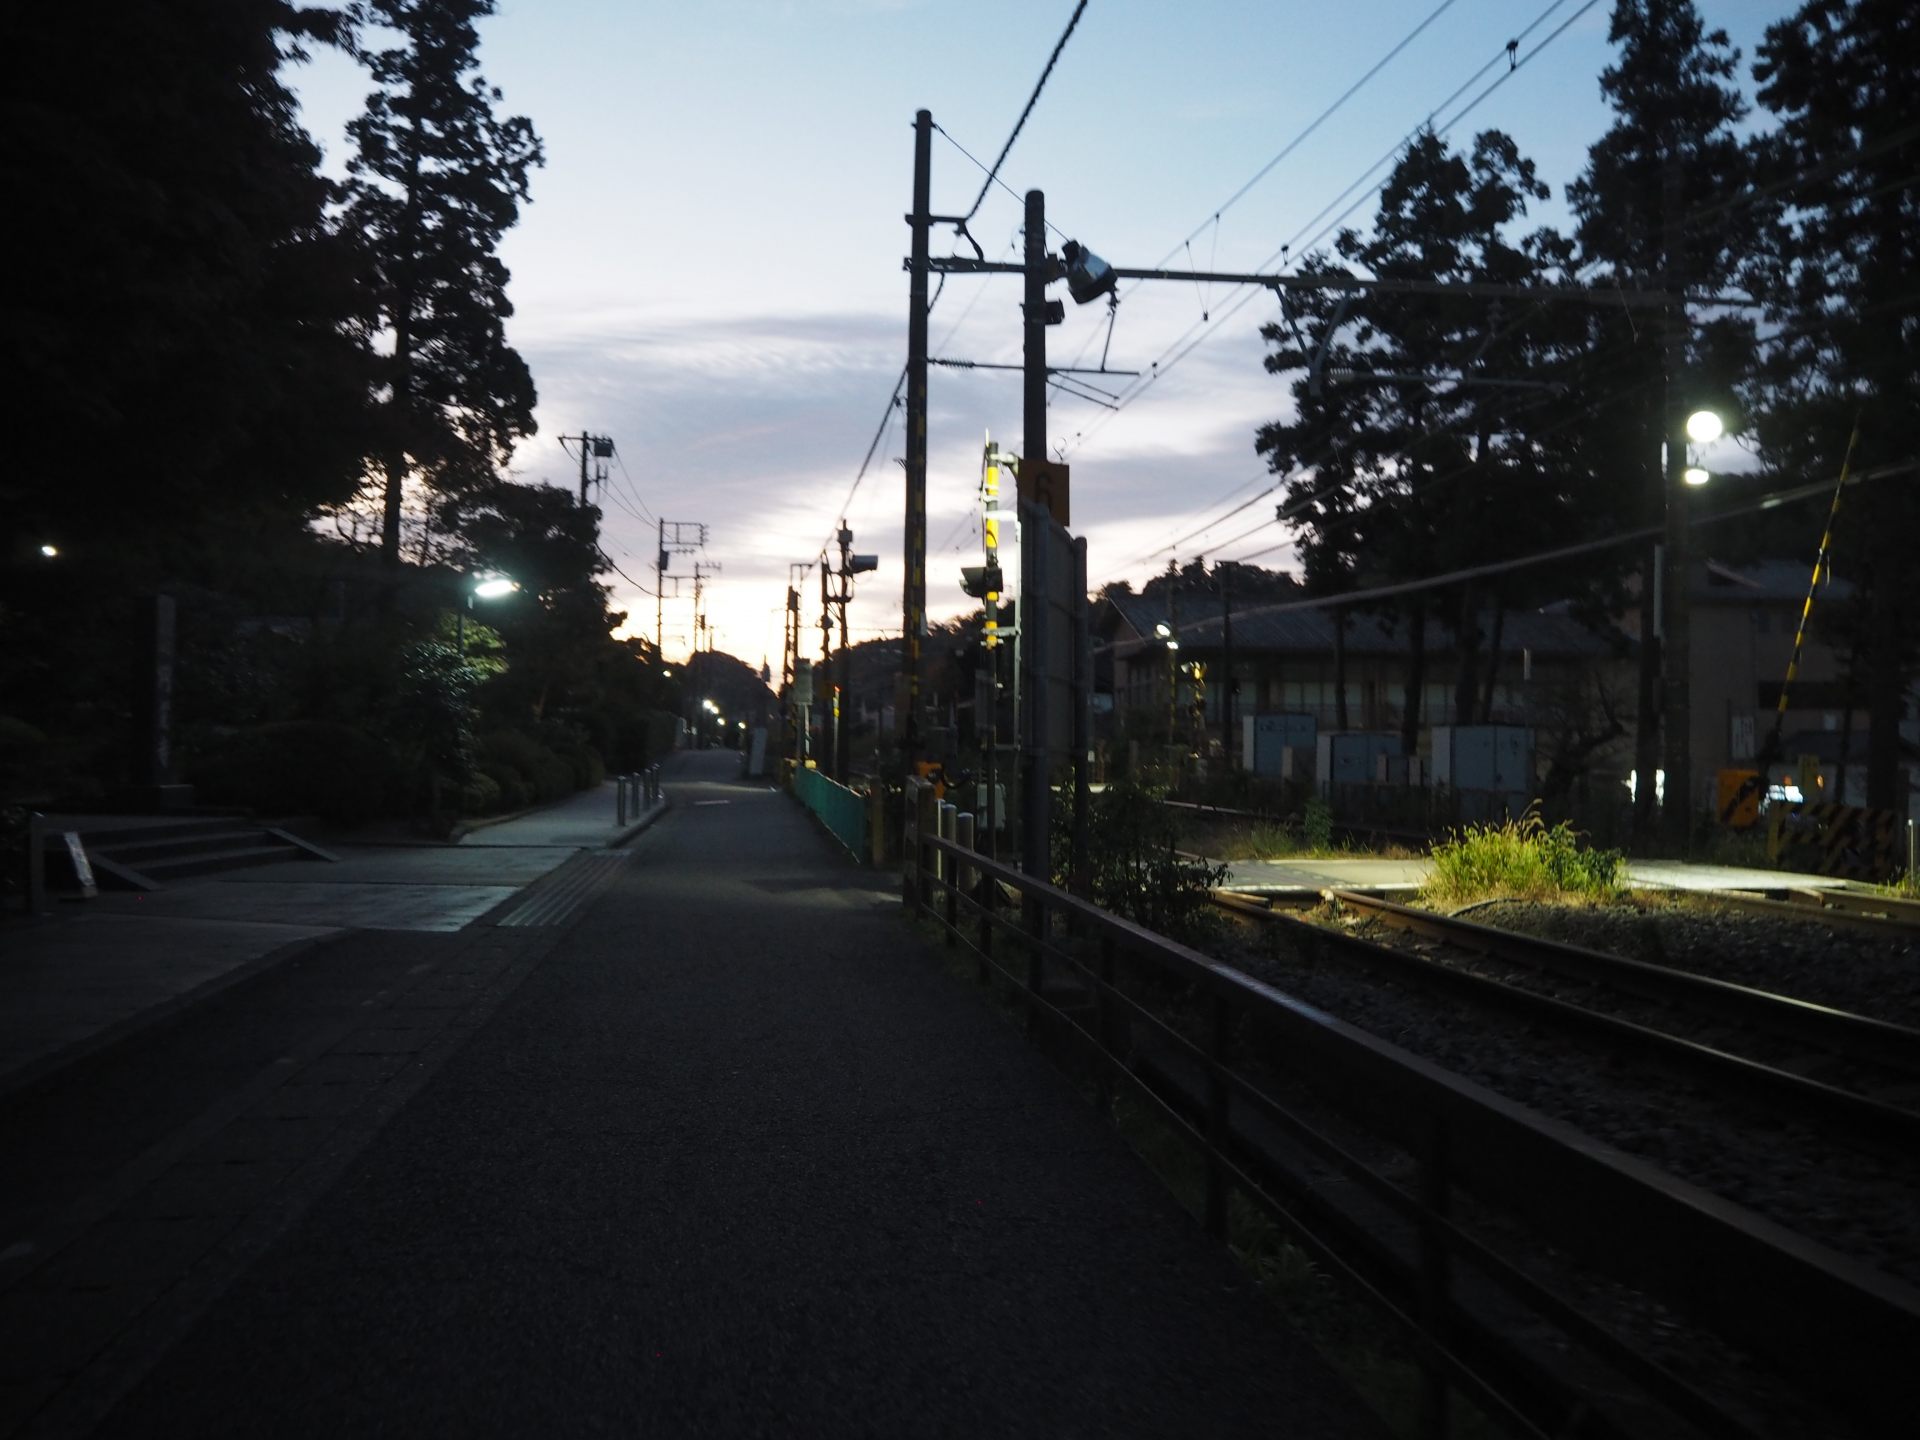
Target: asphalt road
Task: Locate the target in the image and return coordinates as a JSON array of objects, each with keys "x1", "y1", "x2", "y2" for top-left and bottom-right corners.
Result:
[{"x1": 11, "y1": 752, "x2": 1381, "y2": 1438}]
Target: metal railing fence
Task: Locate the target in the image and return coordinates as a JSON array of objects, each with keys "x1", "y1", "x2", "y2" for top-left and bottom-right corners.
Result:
[{"x1": 901, "y1": 780, "x2": 1918, "y2": 1440}]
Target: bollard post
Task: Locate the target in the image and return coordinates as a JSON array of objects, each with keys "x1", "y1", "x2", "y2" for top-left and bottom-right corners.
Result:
[
  {"x1": 937, "y1": 801, "x2": 956, "y2": 889},
  {"x1": 955, "y1": 812, "x2": 975, "y2": 901},
  {"x1": 902, "y1": 781, "x2": 919, "y2": 906},
  {"x1": 27, "y1": 811, "x2": 47, "y2": 917},
  {"x1": 915, "y1": 782, "x2": 938, "y2": 910},
  {"x1": 617, "y1": 774, "x2": 629, "y2": 827}
]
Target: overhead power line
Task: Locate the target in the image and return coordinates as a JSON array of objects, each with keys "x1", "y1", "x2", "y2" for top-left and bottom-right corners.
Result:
[
  {"x1": 957, "y1": 0, "x2": 1090, "y2": 225},
  {"x1": 1174, "y1": 459, "x2": 1919, "y2": 630},
  {"x1": 1063, "y1": 0, "x2": 1598, "y2": 457}
]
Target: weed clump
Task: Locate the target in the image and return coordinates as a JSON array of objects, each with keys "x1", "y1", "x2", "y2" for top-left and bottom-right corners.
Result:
[{"x1": 1423, "y1": 807, "x2": 1623, "y2": 907}]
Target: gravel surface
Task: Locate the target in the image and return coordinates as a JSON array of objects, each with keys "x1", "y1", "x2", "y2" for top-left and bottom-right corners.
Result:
[
  {"x1": 1195, "y1": 893, "x2": 1920, "y2": 1438},
  {"x1": 1213, "y1": 898, "x2": 1920, "y2": 1288},
  {"x1": 1455, "y1": 892, "x2": 1920, "y2": 1029}
]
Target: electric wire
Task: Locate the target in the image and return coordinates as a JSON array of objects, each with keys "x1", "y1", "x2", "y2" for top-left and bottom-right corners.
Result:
[
  {"x1": 956, "y1": 0, "x2": 1090, "y2": 226},
  {"x1": 611, "y1": 449, "x2": 657, "y2": 525},
  {"x1": 1067, "y1": 0, "x2": 1469, "y2": 372},
  {"x1": 1190, "y1": 458, "x2": 1919, "y2": 626},
  {"x1": 1062, "y1": 0, "x2": 1597, "y2": 457},
  {"x1": 937, "y1": 127, "x2": 1068, "y2": 240}
]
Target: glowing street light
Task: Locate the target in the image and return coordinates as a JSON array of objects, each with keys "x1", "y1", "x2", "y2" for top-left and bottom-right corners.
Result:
[
  {"x1": 1685, "y1": 409, "x2": 1725, "y2": 444},
  {"x1": 1683, "y1": 467, "x2": 1711, "y2": 487}
]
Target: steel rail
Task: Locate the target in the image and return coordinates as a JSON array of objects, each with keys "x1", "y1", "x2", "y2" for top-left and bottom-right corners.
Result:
[
  {"x1": 1325, "y1": 889, "x2": 1920, "y2": 1076},
  {"x1": 1212, "y1": 891, "x2": 1920, "y2": 1146},
  {"x1": 1704, "y1": 888, "x2": 1920, "y2": 939}
]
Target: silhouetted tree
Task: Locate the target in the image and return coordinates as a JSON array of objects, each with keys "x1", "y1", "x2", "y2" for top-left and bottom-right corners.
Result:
[
  {"x1": 1259, "y1": 128, "x2": 1562, "y2": 749},
  {"x1": 7, "y1": 1, "x2": 373, "y2": 578},
  {"x1": 1564, "y1": 0, "x2": 1754, "y2": 832},
  {"x1": 4, "y1": 1, "x2": 376, "y2": 770},
  {"x1": 1747, "y1": 0, "x2": 1920, "y2": 809},
  {"x1": 342, "y1": 0, "x2": 544, "y2": 566}
]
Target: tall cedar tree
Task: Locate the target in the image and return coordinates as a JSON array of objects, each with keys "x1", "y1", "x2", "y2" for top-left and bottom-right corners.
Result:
[
  {"x1": 5, "y1": 2, "x2": 372, "y2": 578},
  {"x1": 343, "y1": 0, "x2": 543, "y2": 565},
  {"x1": 1257, "y1": 129, "x2": 1560, "y2": 750},
  {"x1": 1748, "y1": 0, "x2": 1920, "y2": 809},
  {"x1": 3, "y1": 1, "x2": 375, "y2": 734},
  {"x1": 1564, "y1": 0, "x2": 1752, "y2": 833}
]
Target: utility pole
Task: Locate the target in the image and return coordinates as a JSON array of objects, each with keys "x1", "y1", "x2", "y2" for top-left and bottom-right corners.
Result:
[
  {"x1": 837, "y1": 523, "x2": 854, "y2": 780},
  {"x1": 1661, "y1": 156, "x2": 1692, "y2": 849},
  {"x1": 903, "y1": 109, "x2": 932, "y2": 761},
  {"x1": 983, "y1": 441, "x2": 1004, "y2": 858},
  {"x1": 1019, "y1": 187, "x2": 1050, "y2": 882},
  {"x1": 1219, "y1": 562, "x2": 1235, "y2": 763},
  {"x1": 565, "y1": 433, "x2": 613, "y2": 507},
  {"x1": 656, "y1": 520, "x2": 706, "y2": 657},
  {"x1": 692, "y1": 559, "x2": 721, "y2": 654},
  {"x1": 820, "y1": 558, "x2": 835, "y2": 779}
]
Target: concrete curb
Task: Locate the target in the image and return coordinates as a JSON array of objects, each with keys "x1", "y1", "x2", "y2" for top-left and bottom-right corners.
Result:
[{"x1": 608, "y1": 797, "x2": 671, "y2": 848}]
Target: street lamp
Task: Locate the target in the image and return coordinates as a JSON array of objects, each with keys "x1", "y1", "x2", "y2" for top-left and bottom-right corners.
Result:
[
  {"x1": 1662, "y1": 404, "x2": 1724, "y2": 844},
  {"x1": 1685, "y1": 409, "x2": 1725, "y2": 444},
  {"x1": 457, "y1": 571, "x2": 516, "y2": 654}
]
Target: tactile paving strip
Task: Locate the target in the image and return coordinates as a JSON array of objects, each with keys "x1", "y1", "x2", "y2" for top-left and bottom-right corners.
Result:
[{"x1": 490, "y1": 850, "x2": 632, "y2": 928}]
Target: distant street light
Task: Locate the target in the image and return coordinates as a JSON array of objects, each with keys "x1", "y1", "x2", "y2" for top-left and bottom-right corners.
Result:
[
  {"x1": 39, "y1": 544, "x2": 58, "y2": 558},
  {"x1": 1683, "y1": 467, "x2": 1711, "y2": 487}
]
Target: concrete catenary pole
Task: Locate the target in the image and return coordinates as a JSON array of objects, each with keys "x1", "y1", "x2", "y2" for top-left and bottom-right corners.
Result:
[{"x1": 903, "y1": 110, "x2": 932, "y2": 759}]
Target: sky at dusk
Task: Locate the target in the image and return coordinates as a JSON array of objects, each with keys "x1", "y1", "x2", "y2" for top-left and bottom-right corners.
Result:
[{"x1": 288, "y1": 0, "x2": 1798, "y2": 669}]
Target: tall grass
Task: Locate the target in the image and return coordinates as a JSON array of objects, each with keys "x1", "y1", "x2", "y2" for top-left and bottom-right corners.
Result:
[{"x1": 1423, "y1": 807, "x2": 1624, "y2": 907}]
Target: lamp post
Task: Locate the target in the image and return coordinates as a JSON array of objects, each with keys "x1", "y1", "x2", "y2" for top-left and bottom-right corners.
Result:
[
  {"x1": 1662, "y1": 406, "x2": 1722, "y2": 845},
  {"x1": 457, "y1": 572, "x2": 516, "y2": 655},
  {"x1": 1154, "y1": 623, "x2": 1179, "y2": 750}
]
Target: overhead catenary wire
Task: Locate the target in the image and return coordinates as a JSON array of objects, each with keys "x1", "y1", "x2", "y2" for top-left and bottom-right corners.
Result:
[
  {"x1": 1168, "y1": 460, "x2": 1920, "y2": 633},
  {"x1": 956, "y1": 0, "x2": 1090, "y2": 226},
  {"x1": 1062, "y1": 0, "x2": 1598, "y2": 457},
  {"x1": 1068, "y1": 0, "x2": 1470, "y2": 372}
]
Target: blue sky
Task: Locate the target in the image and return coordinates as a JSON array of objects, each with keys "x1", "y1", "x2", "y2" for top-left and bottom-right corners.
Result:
[{"x1": 288, "y1": 0, "x2": 1797, "y2": 668}]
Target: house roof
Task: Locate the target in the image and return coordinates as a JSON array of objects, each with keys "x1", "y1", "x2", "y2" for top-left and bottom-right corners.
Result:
[
  {"x1": 1105, "y1": 596, "x2": 1617, "y2": 661},
  {"x1": 1694, "y1": 558, "x2": 1851, "y2": 604}
]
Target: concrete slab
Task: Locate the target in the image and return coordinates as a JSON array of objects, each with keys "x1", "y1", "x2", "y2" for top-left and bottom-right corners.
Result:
[
  {"x1": 213, "y1": 845, "x2": 574, "y2": 889},
  {"x1": 0, "y1": 914, "x2": 338, "y2": 1086},
  {"x1": 93, "y1": 881, "x2": 523, "y2": 932},
  {"x1": 1214, "y1": 855, "x2": 1855, "y2": 897}
]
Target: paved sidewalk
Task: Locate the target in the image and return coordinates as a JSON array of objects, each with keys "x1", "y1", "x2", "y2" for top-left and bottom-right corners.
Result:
[
  {"x1": 0, "y1": 774, "x2": 671, "y2": 1092},
  {"x1": 76, "y1": 750, "x2": 1384, "y2": 1437}
]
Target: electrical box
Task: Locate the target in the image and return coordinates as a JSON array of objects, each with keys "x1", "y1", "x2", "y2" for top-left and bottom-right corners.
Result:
[
  {"x1": 1242, "y1": 713, "x2": 1317, "y2": 775},
  {"x1": 1429, "y1": 725, "x2": 1535, "y2": 793},
  {"x1": 1315, "y1": 732, "x2": 1402, "y2": 788}
]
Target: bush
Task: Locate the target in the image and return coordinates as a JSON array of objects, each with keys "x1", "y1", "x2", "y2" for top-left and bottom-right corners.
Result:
[
  {"x1": 478, "y1": 730, "x2": 573, "y2": 803},
  {"x1": 190, "y1": 720, "x2": 394, "y2": 824},
  {"x1": 1065, "y1": 780, "x2": 1226, "y2": 941},
  {"x1": 479, "y1": 759, "x2": 530, "y2": 811},
  {"x1": 0, "y1": 717, "x2": 52, "y2": 805},
  {"x1": 1423, "y1": 807, "x2": 1624, "y2": 908},
  {"x1": 455, "y1": 771, "x2": 502, "y2": 816}
]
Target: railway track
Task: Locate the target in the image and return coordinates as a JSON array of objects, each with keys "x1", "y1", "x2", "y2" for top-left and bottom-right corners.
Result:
[
  {"x1": 1213, "y1": 887, "x2": 1920, "y2": 1148},
  {"x1": 1686, "y1": 886, "x2": 1920, "y2": 940}
]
